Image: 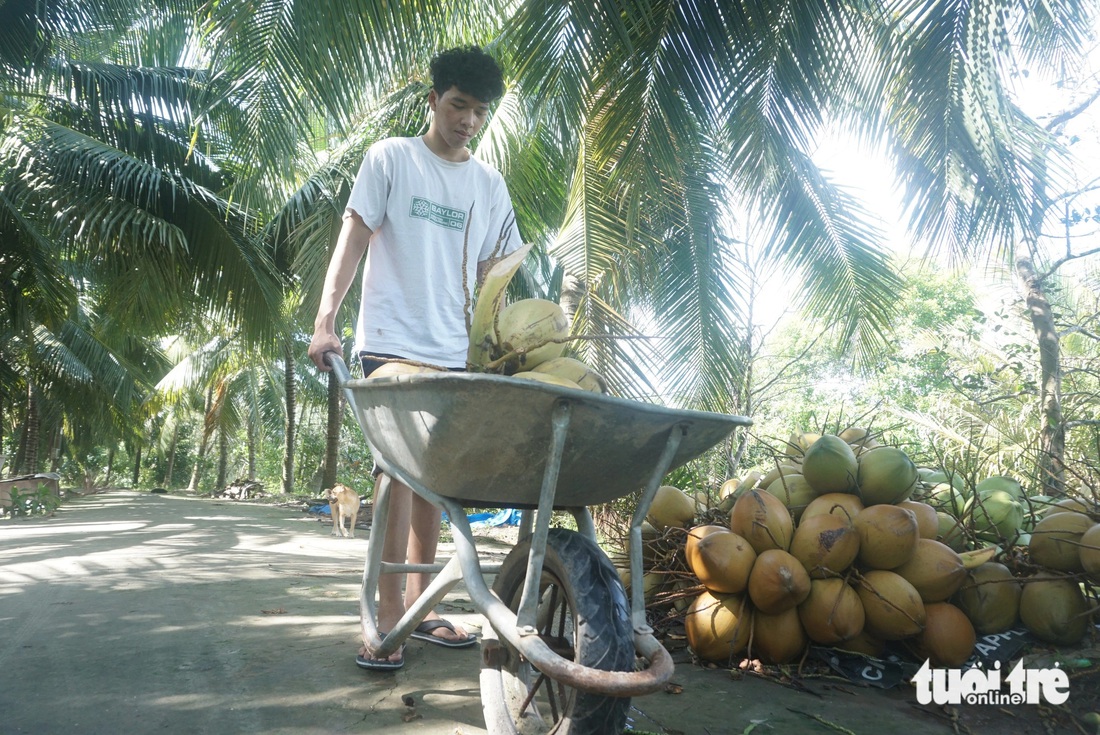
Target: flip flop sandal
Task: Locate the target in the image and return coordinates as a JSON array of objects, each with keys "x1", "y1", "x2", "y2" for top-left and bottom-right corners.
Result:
[
  {"x1": 355, "y1": 634, "x2": 405, "y2": 670},
  {"x1": 410, "y1": 619, "x2": 478, "y2": 648}
]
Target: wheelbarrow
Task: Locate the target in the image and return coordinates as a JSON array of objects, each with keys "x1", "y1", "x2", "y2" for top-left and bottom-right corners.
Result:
[{"x1": 327, "y1": 354, "x2": 750, "y2": 734}]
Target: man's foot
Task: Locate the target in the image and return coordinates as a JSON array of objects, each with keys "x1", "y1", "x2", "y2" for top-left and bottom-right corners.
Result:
[
  {"x1": 410, "y1": 618, "x2": 477, "y2": 648},
  {"x1": 355, "y1": 640, "x2": 404, "y2": 671}
]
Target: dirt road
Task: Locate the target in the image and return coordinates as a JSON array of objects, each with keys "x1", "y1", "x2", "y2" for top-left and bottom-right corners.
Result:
[{"x1": 0, "y1": 491, "x2": 1085, "y2": 734}]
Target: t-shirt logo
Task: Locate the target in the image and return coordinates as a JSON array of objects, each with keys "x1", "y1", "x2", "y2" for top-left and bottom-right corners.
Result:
[{"x1": 410, "y1": 197, "x2": 467, "y2": 232}]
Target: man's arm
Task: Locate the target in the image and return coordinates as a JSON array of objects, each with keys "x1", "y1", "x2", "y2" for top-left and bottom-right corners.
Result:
[{"x1": 308, "y1": 213, "x2": 373, "y2": 371}]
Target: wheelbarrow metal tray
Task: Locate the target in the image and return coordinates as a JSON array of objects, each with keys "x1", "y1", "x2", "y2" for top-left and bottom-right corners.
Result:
[{"x1": 344, "y1": 372, "x2": 749, "y2": 507}]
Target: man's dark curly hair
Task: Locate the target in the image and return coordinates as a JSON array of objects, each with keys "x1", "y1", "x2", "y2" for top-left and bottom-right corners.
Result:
[{"x1": 429, "y1": 46, "x2": 505, "y2": 103}]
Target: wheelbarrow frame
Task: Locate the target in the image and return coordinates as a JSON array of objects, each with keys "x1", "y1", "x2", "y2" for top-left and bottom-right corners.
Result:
[{"x1": 326, "y1": 354, "x2": 750, "y2": 698}]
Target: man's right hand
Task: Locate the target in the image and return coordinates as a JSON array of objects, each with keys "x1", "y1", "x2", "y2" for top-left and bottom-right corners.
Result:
[{"x1": 308, "y1": 329, "x2": 343, "y2": 372}]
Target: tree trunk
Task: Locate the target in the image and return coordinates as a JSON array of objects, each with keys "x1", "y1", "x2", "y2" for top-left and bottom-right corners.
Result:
[
  {"x1": 164, "y1": 423, "x2": 179, "y2": 488},
  {"x1": 48, "y1": 424, "x2": 62, "y2": 472},
  {"x1": 216, "y1": 424, "x2": 229, "y2": 491},
  {"x1": 282, "y1": 343, "x2": 296, "y2": 495},
  {"x1": 322, "y1": 371, "x2": 342, "y2": 491},
  {"x1": 1015, "y1": 256, "x2": 1065, "y2": 496},
  {"x1": 187, "y1": 387, "x2": 214, "y2": 493},
  {"x1": 247, "y1": 417, "x2": 257, "y2": 482},
  {"x1": 132, "y1": 445, "x2": 142, "y2": 487},
  {"x1": 18, "y1": 383, "x2": 39, "y2": 474},
  {"x1": 105, "y1": 447, "x2": 115, "y2": 487}
]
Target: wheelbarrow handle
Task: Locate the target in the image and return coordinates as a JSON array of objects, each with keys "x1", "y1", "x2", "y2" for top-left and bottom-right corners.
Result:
[{"x1": 324, "y1": 351, "x2": 353, "y2": 387}]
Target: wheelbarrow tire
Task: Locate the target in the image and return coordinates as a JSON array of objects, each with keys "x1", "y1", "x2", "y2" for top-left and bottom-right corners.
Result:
[{"x1": 482, "y1": 527, "x2": 633, "y2": 735}]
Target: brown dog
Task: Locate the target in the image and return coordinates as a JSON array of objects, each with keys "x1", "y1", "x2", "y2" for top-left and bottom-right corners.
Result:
[{"x1": 325, "y1": 484, "x2": 360, "y2": 538}]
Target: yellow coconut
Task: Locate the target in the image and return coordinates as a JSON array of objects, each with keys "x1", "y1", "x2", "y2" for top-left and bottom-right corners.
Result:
[
  {"x1": 719, "y1": 478, "x2": 741, "y2": 500},
  {"x1": 856, "y1": 446, "x2": 919, "y2": 505},
  {"x1": 801, "y1": 435, "x2": 859, "y2": 494},
  {"x1": 510, "y1": 371, "x2": 583, "y2": 390},
  {"x1": 839, "y1": 426, "x2": 874, "y2": 445},
  {"x1": 749, "y1": 607, "x2": 807, "y2": 664},
  {"x1": 1044, "y1": 496, "x2": 1097, "y2": 517},
  {"x1": 837, "y1": 629, "x2": 886, "y2": 658},
  {"x1": 530, "y1": 356, "x2": 608, "y2": 393},
  {"x1": 797, "y1": 578, "x2": 865, "y2": 645},
  {"x1": 764, "y1": 474, "x2": 818, "y2": 522},
  {"x1": 729, "y1": 488, "x2": 794, "y2": 554},
  {"x1": 684, "y1": 524, "x2": 731, "y2": 562},
  {"x1": 856, "y1": 570, "x2": 926, "y2": 640},
  {"x1": 801, "y1": 493, "x2": 865, "y2": 524},
  {"x1": 907, "y1": 602, "x2": 976, "y2": 668},
  {"x1": 897, "y1": 500, "x2": 939, "y2": 539},
  {"x1": 892, "y1": 539, "x2": 967, "y2": 602},
  {"x1": 684, "y1": 591, "x2": 752, "y2": 664},
  {"x1": 953, "y1": 562, "x2": 1021, "y2": 634},
  {"x1": 646, "y1": 485, "x2": 697, "y2": 531},
  {"x1": 367, "y1": 361, "x2": 442, "y2": 378},
  {"x1": 854, "y1": 504, "x2": 919, "y2": 570},
  {"x1": 687, "y1": 530, "x2": 757, "y2": 595},
  {"x1": 1029, "y1": 511, "x2": 1093, "y2": 572},
  {"x1": 1018, "y1": 575, "x2": 1090, "y2": 646},
  {"x1": 746, "y1": 549, "x2": 812, "y2": 614},
  {"x1": 1081, "y1": 523, "x2": 1100, "y2": 581},
  {"x1": 759, "y1": 464, "x2": 802, "y2": 490},
  {"x1": 788, "y1": 512, "x2": 860, "y2": 579},
  {"x1": 786, "y1": 431, "x2": 822, "y2": 458},
  {"x1": 496, "y1": 298, "x2": 569, "y2": 371}
]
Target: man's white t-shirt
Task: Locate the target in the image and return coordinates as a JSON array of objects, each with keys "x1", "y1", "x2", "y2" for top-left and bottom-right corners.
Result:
[{"x1": 346, "y1": 137, "x2": 522, "y2": 368}]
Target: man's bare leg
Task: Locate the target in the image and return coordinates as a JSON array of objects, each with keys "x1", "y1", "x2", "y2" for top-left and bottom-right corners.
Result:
[{"x1": 405, "y1": 491, "x2": 470, "y2": 642}]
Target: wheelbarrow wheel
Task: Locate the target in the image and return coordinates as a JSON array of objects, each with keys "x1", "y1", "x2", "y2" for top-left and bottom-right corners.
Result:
[{"x1": 482, "y1": 527, "x2": 633, "y2": 734}]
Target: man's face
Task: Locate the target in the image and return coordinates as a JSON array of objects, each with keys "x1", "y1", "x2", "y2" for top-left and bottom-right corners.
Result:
[{"x1": 428, "y1": 87, "x2": 491, "y2": 152}]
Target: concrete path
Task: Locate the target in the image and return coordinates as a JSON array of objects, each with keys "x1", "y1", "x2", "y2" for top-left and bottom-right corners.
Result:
[{"x1": 0, "y1": 491, "x2": 962, "y2": 734}]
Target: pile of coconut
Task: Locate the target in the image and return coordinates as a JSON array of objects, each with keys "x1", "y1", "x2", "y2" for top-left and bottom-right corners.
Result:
[{"x1": 631, "y1": 430, "x2": 1099, "y2": 668}]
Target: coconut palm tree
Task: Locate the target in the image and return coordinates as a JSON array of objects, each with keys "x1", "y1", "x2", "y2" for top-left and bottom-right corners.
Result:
[
  {"x1": 1, "y1": 0, "x2": 286, "y2": 472},
  {"x1": 198, "y1": 0, "x2": 1096, "y2": 412}
]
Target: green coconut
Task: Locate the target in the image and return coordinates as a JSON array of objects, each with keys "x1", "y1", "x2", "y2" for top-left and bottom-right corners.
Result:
[
  {"x1": 965, "y1": 490, "x2": 1025, "y2": 543},
  {"x1": 1018, "y1": 575, "x2": 1089, "y2": 646},
  {"x1": 801, "y1": 435, "x2": 859, "y2": 494},
  {"x1": 926, "y1": 482, "x2": 969, "y2": 517},
  {"x1": 920, "y1": 470, "x2": 968, "y2": 493},
  {"x1": 759, "y1": 464, "x2": 802, "y2": 490},
  {"x1": 764, "y1": 474, "x2": 818, "y2": 521},
  {"x1": 1080, "y1": 522, "x2": 1100, "y2": 581},
  {"x1": 1029, "y1": 511, "x2": 1093, "y2": 572},
  {"x1": 936, "y1": 511, "x2": 969, "y2": 552},
  {"x1": 975, "y1": 475, "x2": 1026, "y2": 502},
  {"x1": 856, "y1": 446, "x2": 919, "y2": 505},
  {"x1": 953, "y1": 562, "x2": 1021, "y2": 634}
]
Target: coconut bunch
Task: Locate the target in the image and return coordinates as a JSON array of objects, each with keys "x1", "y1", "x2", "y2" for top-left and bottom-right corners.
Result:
[
  {"x1": 460, "y1": 243, "x2": 607, "y2": 392},
  {"x1": 648, "y1": 431, "x2": 1098, "y2": 669}
]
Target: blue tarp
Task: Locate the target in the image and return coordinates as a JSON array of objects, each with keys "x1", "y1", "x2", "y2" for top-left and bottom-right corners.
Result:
[
  {"x1": 310, "y1": 501, "x2": 521, "y2": 527},
  {"x1": 462, "y1": 507, "x2": 522, "y2": 528}
]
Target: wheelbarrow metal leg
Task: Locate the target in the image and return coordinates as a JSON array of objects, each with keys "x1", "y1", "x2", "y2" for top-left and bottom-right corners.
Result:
[
  {"x1": 515, "y1": 399, "x2": 572, "y2": 634},
  {"x1": 628, "y1": 424, "x2": 685, "y2": 633},
  {"x1": 359, "y1": 473, "x2": 391, "y2": 656}
]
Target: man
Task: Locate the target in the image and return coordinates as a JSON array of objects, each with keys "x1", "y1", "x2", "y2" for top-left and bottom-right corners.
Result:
[{"x1": 308, "y1": 46, "x2": 522, "y2": 670}]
